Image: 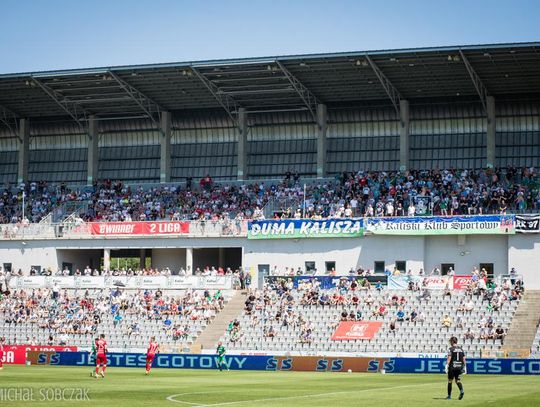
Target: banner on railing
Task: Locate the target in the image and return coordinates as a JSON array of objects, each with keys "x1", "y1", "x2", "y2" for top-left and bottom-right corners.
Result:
[
  {"x1": 2, "y1": 345, "x2": 77, "y2": 365},
  {"x1": 453, "y1": 275, "x2": 473, "y2": 289},
  {"x1": 87, "y1": 221, "x2": 190, "y2": 236},
  {"x1": 8, "y1": 276, "x2": 233, "y2": 290},
  {"x1": 265, "y1": 275, "x2": 387, "y2": 289},
  {"x1": 331, "y1": 321, "x2": 383, "y2": 340},
  {"x1": 387, "y1": 275, "x2": 451, "y2": 290},
  {"x1": 515, "y1": 215, "x2": 540, "y2": 233},
  {"x1": 248, "y1": 219, "x2": 363, "y2": 239},
  {"x1": 387, "y1": 276, "x2": 410, "y2": 289},
  {"x1": 40, "y1": 352, "x2": 540, "y2": 374},
  {"x1": 365, "y1": 215, "x2": 515, "y2": 235}
]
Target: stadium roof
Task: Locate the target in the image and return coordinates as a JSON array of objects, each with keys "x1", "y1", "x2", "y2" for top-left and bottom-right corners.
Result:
[{"x1": 1, "y1": 42, "x2": 540, "y2": 128}]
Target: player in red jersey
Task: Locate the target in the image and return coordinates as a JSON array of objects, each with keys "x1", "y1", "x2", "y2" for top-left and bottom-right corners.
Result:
[
  {"x1": 0, "y1": 337, "x2": 5, "y2": 370},
  {"x1": 95, "y1": 334, "x2": 108, "y2": 378},
  {"x1": 145, "y1": 336, "x2": 160, "y2": 375}
]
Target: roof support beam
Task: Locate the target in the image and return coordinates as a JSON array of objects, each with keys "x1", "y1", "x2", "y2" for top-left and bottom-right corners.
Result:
[
  {"x1": 190, "y1": 67, "x2": 241, "y2": 129},
  {"x1": 459, "y1": 50, "x2": 490, "y2": 114},
  {"x1": 365, "y1": 55, "x2": 402, "y2": 116},
  {"x1": 31, "y1": 76, "x2": 89, "y2": 129},
  {"x1": 0, "y1": 104, "x2": 20, "y2": 140},
  {"x1": 275, "y1": 60, "x2": 319, "y2": 123},
  {"x1": 107, "y1": 71, "x2": 163, "y2": 127}
]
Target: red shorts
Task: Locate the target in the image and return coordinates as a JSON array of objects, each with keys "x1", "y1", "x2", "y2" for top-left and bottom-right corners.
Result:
[
  {"x1": 96, "y1": 354, "x2": 107, "y2": 365},
  {"x1": 0, "y1": 352, "x2": 3, "y2": 367},
  {"x1": 146, "y1": 354, "x2": 155, "y2": 365}
]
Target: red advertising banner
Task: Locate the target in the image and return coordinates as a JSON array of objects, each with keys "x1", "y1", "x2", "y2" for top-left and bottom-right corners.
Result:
[
  {"x1": 453, "y1": 275, "x2": 473, "y2": 290},
  {"x1": 331, "y1": 321, "x2": 383, "y2": 341},
  {"x1": 1, "y1": 345, "x2": 78, "y2": 365},
  {"x1": 88, "y1": 221, "x2": 190, "y2": 236}
]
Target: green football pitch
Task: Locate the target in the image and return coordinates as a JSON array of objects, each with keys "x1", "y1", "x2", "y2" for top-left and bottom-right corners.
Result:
[{"x1": 1, "y1": 366, "x2": 539, "y2": 407}]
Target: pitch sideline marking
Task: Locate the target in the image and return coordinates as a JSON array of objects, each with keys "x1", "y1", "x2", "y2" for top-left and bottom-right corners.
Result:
[
  {"x1": 166, "y1": 380, "x2": 442, "y2": 406},
  {"x1": 166, "y1": 392, "x2": 211, "y2": 406}
]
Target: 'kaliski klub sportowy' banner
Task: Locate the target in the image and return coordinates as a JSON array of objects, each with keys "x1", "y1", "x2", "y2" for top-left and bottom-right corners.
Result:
[
  {"x1": 248, "y1": 219, "x2": 363, "y2": 239},
  {"x1": 88, "y1": 221, "x2": 190, "y2": 236},
  {"x1": 331, "y1": 321, "x2": 383, "y2": 340},
  {"x1": 365, "y1": 215, "x2": 515, "y2": 235}
]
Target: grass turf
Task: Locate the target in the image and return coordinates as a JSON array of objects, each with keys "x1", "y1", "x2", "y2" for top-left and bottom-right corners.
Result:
[{"x1": 0, "y1": 366, "x2": 539, "y2": 406}]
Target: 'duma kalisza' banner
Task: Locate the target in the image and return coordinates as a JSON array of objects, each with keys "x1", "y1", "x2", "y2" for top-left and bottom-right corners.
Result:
[{"x1": 248, "y1": 219, "x2": 363, "y2": 239}]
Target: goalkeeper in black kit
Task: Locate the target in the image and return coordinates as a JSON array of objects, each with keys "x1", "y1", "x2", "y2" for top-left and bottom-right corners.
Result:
[{"x1": 445, "y1": 336, "x2": 466, "y2": 400}]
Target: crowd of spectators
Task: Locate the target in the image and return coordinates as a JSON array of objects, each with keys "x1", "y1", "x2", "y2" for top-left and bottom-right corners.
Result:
[
  {"x1": 1, "y1": 166, "x2": 538, "y2": 225},
  {"x1": 228, "y1": 265, "x2": 524, "y2": 348},
  {"x1": 0, "y1": 286, "x2": 225, "y2": 346}
]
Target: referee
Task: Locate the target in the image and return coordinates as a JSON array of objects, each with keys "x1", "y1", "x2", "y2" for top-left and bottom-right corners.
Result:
[{"x1": 445, "y1": 336, "x2": 466, "y2": 400}]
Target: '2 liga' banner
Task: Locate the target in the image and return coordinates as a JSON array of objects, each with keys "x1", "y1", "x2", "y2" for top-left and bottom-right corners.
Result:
[
  {"x1": 248, "y1": 219, "x2": 363, "y2": 239},
  {"x1": 88, "y1": 221, "x2": 190, "y2": 236},
  {"x1": 365, "y1": 215, "x2": 515, "y2": 235}
]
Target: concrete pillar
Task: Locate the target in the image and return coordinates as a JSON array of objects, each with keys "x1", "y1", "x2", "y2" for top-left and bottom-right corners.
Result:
[
  {"x1": 103, "y1": 248, "x2": 111, "y2": 271},
  {"x1": 87, "y1": 115, "x2": 99, "y2": 185},
  {"x1": 316, "y1": 104, "x2": 327, "y2": 178},
  {"x1": 17, "y1": 118, "x2": 30, "y2": 184},
  {"x1": 218, "y1": 247, "x2": 225, "y2": 268},
  {"x1": 486, "y1": 96, "x2": 496, "y2": 167},
  {"x1": 399, "y1": 100, "x2": 410, "y2": 171},
  {"x1": 237, "y1": 108, "x2": 248, "y2": 181},
  {"x1": 139, "y1": 249, "x2": 146, "y2": 269},
  {"x1": 160, "y1": 111, "x2": 172, "y2": 183},
  {"x1": 186, "y1": 247, "x2": 193, "y2": 275}
]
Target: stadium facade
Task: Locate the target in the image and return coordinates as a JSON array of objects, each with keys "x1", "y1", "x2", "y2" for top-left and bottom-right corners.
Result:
[{"x1": 1, "y1": 42, "x2": 540, "y2": 287}]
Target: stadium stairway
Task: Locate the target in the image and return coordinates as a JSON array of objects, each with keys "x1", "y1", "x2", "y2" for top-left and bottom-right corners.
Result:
[
  {"x1": 502, "y1": 290, "x2": 540, "y2": 355},
  {"x1": 194, "y1": 290, "x2": 247, "y2": 351}
]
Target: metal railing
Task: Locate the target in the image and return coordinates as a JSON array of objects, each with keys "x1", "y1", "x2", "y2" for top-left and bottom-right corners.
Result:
[{"x1": 1, "y1": 219, "x2": 248, "y2": 240}]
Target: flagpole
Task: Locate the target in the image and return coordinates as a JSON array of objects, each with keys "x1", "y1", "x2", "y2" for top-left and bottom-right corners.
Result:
[{"x1": 303, "y1": 183, "x2": 306, "y2": 218}]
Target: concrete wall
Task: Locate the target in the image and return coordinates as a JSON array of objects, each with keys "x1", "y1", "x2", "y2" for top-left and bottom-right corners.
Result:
[
  {"x1": 0, "y1": 234, "x2": 538, "y2": 288},
  {"x1": 424, "y1": 235, "x2": 508, "y2": 276},
  {"x1": 508, "y1": 234, "x2": 540, "y2": 288},
  {"x1": 243, "y1": 236, "x2": 424, "y2": 275},
  {"x1": 152, "y1": 248, "x2": 186, "y2": 271},
  {"x1": 57, "y1": 249, "x2": 102, "y2": 272}
]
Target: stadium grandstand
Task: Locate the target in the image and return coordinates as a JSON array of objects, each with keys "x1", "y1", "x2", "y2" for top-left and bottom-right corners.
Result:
[{"x1": 1, "y1": 42, "x2": 540, "y2": 369}]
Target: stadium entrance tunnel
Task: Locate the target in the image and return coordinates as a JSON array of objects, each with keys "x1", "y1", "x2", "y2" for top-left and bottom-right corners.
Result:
[{"x1": 56, "y1": 247, "x2": 242, "y2": 274}]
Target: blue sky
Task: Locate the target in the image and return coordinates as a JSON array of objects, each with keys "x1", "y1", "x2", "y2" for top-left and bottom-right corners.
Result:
[{"x1": 0, "y1": 0, "x2": 538, "y2": 74}]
